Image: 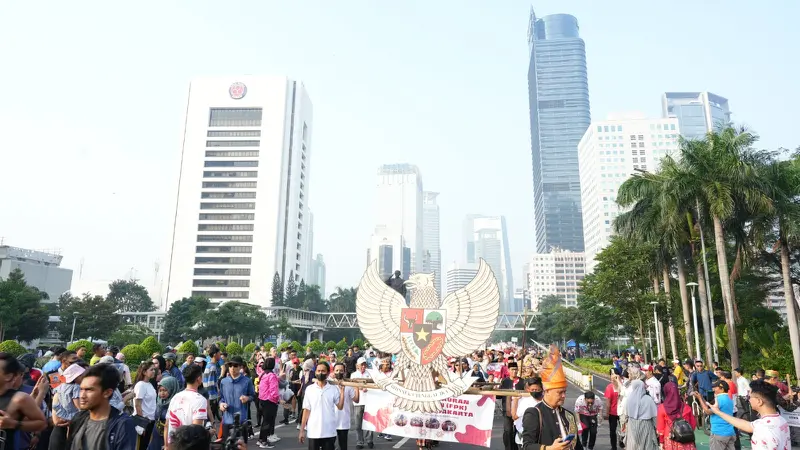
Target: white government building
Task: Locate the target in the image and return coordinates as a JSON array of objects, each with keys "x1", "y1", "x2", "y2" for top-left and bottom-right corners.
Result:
[
  {"x1": 164, "y1": 76, "x2": 314, "y2": 308},
  {"x1": 526, "y1": 249, "x2": 585, "y2": 309}
]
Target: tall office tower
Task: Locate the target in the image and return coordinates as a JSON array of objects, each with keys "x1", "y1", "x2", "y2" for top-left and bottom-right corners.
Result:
[
  {"x1": 422, "y1": 191, "x2": 442, "y2": 295},
  {"x1": 661, "y1": 92, "x2": 731, "y2": 140},
  {"x1": 304, "y1": 211, "x2": 315, "y2": 282},
  {"x1": 165, "y1": 76, "x2": 313, "y2": 308},
  {"x1": 445, "y1": 262, "x2": 478, "y2": 295},
  {"x1": 526, "y1": 249, "x2": 585, "y2": 309},
  {"x1": 578, "y1": 114, "x2": 681, "y2": 273},
  {"x1": 372, "y1": 164, "x2": 423, "y2": 275},
  {"x1": 0, "y1": 245, "x2": 72, "y2": 304},
  {"x1": 366, "y1": 225, "x2": 410, "y2": 281},
  {"x1": 528, "y1": 9, "x2": 591, "y2": 253},
  {"x1": 309, "y1": 254, "x2": 326, "y2": 295},
  {"x1": 463, "y1": 215, "x2": 514, "y2": 311},
  {"x1": 513, "y1": 288, "x2": 531, "y2": 312}
]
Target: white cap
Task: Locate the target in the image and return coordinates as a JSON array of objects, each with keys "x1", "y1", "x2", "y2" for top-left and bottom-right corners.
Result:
[{"x1": 357, "y1": 357, "x2": 367, "y2": 366}]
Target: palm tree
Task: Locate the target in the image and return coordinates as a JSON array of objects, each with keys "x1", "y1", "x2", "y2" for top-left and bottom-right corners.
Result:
[
  {"x1": 328, "y1": 287, "x2": 357, "y2": 312},
  {"x1": 670, "y1": 127, "x2": 772, "y2": 368}
]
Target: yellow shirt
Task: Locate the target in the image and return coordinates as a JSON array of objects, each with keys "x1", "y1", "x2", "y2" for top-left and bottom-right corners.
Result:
[
  {"x1": 89, "y1": 355, "x2": 102, "y2": 365},
  {"x1": 673, "y1": 365, "x2": 685, "y2": 386}
]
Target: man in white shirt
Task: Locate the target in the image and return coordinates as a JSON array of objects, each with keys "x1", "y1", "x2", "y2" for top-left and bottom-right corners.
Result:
[
  {"x1": 299, "y1": 361, "x2": 346, "y2": 450},
  {"x1": 166, "y1": 365, "x2": 208, "y2": 445},
  {"x1": 512, "y1": 378, "x2": 543, "y2": 444},
  {"x1": 333, "y1": 362, "x2": 359, "y2": 450},
  {"x1": 643, "y1": 365, "x2": 662, "y2": 404},
  {"x1": 733, "y1": 367, "x2": 751, "y2": 413},
  {"x1": 350, "y1": 357, "x2": 373, "y2": 449}
]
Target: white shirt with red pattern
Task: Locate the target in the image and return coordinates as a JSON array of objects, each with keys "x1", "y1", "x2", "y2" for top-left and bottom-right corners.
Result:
[
  {"x1": 750, "y1": 413, "x2": 790, "y2": 450},
  {"x1": 165, "y1": 389, "x2": 208, "y2": 444}
]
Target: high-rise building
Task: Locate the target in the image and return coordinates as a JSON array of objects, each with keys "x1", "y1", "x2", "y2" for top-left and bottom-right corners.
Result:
[
  {"x1": 578, "y1": 114, "x2": 681, "y2": 273},
  {"x1": 463, "y1": 215, "x2": 514, "y2": 311},
  {"x1": 370, "y1": 164, "x2": 423, "y2": 275},
  {"x1": 513, "y1": 288, "x2": 531, "y2": 312},
  {"x1": 366, "y1": 226, "x2": 410, "y2": 281},
  {"x1": 527, "y1": 249, "x2": 585, "y2": 309},
  {"x1": 661, "y1": 92, "x2": 731, "y2": 140},
  {"x1": 445, "y1": 262, "x2": 478, "y2": 295},
  {"x1": 309, "y1": 254, "x2": 326, "y2": 296},
  {"x1": 0, "y1": 245, "x2": 72, "y2": 303},
  {"x1": 164, "y1": 76, "x2": 313, "y2": 308},
  {"x1": 528, "y1": 9, "x2": 591, "y2": 253},
  {"x1": 422, "y1": 191, "x2": 442, "y2": 295}
]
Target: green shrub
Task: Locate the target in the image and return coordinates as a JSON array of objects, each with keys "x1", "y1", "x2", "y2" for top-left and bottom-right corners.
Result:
[
  {"x1": 0, "y1": 340, "x2": 26, "y2": 357},
  {"x1": 335, "y1": 338, "x2": 348, "y2": 354},
  {"x1": 307, "y1": 339, "x2": 324, "y2": 353},
  {"x1": 121, "y1": 344, "x2": 147, "y2": 369},
  {"x1": 226, "y1": 342, "x2": 243, "y2": 355},
  {"x1": 352, "y1": 338, "x2": 365, "y2": 349},
  {"x1": 177, "y1": 340, "x2": 199, "y2": 356},
  {"x1": 140, "y1": 336, "x2": 163, "y2": 357},
  {"x1": 265, "y1": 343, "x2": 273, "y2": 351},
  {"x1": 573, "y1": 358, "x2": 614, "y2": 375},
  {"x1": 215, "y1": 342, "x2": 226, "y2": 352},
  {"x1": 291, "y1": 340, "x2": 303, "y2": 353},
  {"x1": 244, "y1": 343, "x2": 256, "y2": 354},
  {"x1": 67, "y1": 339, "x2": 94, "y2": 352}
]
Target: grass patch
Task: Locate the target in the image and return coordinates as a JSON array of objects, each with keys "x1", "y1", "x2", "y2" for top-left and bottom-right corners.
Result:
[{"x1": 573, "y1": 358, "x2": 614, "y2": 376}]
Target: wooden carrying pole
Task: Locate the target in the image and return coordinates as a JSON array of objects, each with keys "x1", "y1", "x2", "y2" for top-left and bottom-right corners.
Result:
[{"x1": 335, "y1": 379, "x2": 529, "y2": 397}]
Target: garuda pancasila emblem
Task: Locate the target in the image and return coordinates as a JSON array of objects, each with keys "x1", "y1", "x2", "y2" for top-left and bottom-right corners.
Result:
[{"x1": 356, "y1": 259, "x2": 500, "y2": 412}]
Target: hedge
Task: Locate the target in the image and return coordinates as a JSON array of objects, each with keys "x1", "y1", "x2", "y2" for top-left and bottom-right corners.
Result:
[
  {"x1": 244, "y1": 343, "x2": 256, "y2": 353},
  {"x1": 67, "y1": 339, "x2": 94, "y2": 352},
  {"x1": 226, "y1": 342, "x2": 243, "y2": 355},
  {"x1": 0, "y1": 340, "x2": 27, "y2": 357},
  {"x1": 573, "y1": 358, "x2": 614, "y2": 375},
  {"x1": 121, "y1": 344, "x2": 147, "y2": 368},
  {"x1": 215, "y1": 342, "x2": 226, "y2": 352},
  {"x1": 177, "y1": 340, "x2": 199, "y2": 356},
  {"x1": 140, "y1": 337, "x2": 163, "y2": 358}
]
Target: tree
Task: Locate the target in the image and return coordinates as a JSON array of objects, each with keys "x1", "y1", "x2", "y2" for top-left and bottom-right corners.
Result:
[
  {"x1": 0, "y1": 340, "x2": 27, "y2": 357},
  {"x1": 285, "y1": 272, "x2": 298, "y2": 308},
  {"x1": 162, "y1": 297, "x2": 212, "y2": 343},
  {"x1": 328, "y1": 287, "x2": 357, "y2": 312},
  {"x1": 203, "y1": 301, "x2": 271, "y2": 340},
  {"x1": 0, "y1": 269, "x2": 49, "y2": 342},
  {"x1": 108, "y1": 324, "x2": 152, "y2": 348},
  {"x1": 107, "y1": 279, "x2": 156, "y2": 312},
  {"x1": 58, "y1": 293, "x2": 120, "y2": 341},
  {"x1": 271, "y1": 272, "x2": 285, "y2": 307},
  {"x1": 298, "y1": 282, "x2": 325, "y2": 312}
]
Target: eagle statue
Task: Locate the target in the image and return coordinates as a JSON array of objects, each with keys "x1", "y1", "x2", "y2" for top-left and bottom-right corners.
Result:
[{"x1": 356, "y1": 258, "x2": 500, "y2": 412}]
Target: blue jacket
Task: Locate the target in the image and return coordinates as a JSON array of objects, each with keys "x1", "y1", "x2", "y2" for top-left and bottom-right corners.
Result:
[
  {"x1": 167, "y1": 365, "x2": 185, "y2": 388},
  {"x1": 67, "y1": 408, "x2": 136, "y2": 450},
  {"x1": 220, "y1": 375, "x2": 256, "y2": 424}
]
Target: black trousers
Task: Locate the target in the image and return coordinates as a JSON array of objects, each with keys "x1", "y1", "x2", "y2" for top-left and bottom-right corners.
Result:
[
  {"x1": 579, "y1": 414, "x2": 597, "y2": 450},
  {"x1": 309, "y1": 436, "x2": 336, "y2": 450},
  {"x1": 260, "y1": 399, "x2": 279, "y2": 440},
  {"x1": 502, "y1": 416, "x2": 514, "y2": 450},
  {"x1": 336, "y1": 429, "x2": 349, "y2": 450},
  {"x1": 608, "y1": 415, "x2": 619, "y2": 450},
  {"x1": 48, "y1": 425, "x2": 68, "y2": 450},
  {"x1": 221, "y1": 422, "x2": 249, "y2": 444},
  {"x1": 210, "y1": 398, "x2": 220, "y2": 422}
]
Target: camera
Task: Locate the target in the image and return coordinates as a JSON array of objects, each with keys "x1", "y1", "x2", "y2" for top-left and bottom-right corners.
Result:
[{"x1": 209, "y1": 412, "x2": 243, "y2": 450}]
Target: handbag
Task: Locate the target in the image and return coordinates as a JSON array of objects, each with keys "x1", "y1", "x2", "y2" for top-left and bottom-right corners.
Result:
[{"x1": 669, "y1": 417, "x2": 695, "y2": 444}]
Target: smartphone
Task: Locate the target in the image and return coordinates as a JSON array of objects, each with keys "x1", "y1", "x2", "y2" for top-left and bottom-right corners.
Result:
[{"x1": 563, "y1": 434, "x2": 575, "y2": 442}]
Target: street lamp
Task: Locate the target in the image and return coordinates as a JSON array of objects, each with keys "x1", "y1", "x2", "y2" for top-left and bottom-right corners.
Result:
[
  {"x1": 687, "y1": 282, "x2": 701, "y2": 359},
  {"x1": 650, "y1": 301, "x2": 662, "y2": 360},
  {"x1": 70, "y1": 312, "x2": 79, "y2": 343}
]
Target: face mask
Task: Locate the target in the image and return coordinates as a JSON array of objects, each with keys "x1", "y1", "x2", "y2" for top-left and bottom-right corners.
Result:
[
  {"x1": 316, "y1": 373, "x2": 327, "y2": 381},
  {"x1": 532, "y1": 391, "x2": 543, "y2": 400},
  {"x1": 335, "y1": 373, "x2": 344, "y2": 380}
]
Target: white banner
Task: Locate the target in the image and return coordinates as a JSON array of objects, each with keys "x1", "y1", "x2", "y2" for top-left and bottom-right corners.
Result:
[
  {"x1": 361, "y1": 389, "x2": 496, "y2": 447},
  {"x1": 778, "y1": 407, "x2": 800, "y2": 427}
]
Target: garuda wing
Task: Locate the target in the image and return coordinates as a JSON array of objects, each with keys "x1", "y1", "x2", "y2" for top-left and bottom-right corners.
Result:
[
  {"x1": 441, "y1": 258, "x2": 500, "y2": 358},
  {"x1": 355, "y1": 260, "x2": 406, "y2": 355}
]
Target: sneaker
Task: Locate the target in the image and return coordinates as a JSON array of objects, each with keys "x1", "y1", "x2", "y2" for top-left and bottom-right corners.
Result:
[
  {"x1": 297, "y1": 424, "x2": 301, "y2": 430},
  {"x1": 265, "y1": 443, "x2": 275, "y2": 449},
  {"x1": 357, "y1": 444, "x2": 364, "y2": 449},
  {"x1": 268, "y1": 435, "x2": 281, "y2": 443},
  {"x1": 289, "y1": 416, "x2": 297, "y2": 423},
  {"x1": 384, "y1": 435, "x2": 393, "y2": 441},
  {"x1": 280, "y1": 419, "x2": 289, "y2": 425},
  {"x1": 368, "y1": 442, "x2": 374, "y2": 448},
  {"x1": 257, "y1": 442, "x2": 269, "y2": 449}
]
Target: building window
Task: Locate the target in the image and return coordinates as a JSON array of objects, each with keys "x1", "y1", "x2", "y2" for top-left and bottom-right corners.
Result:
[
  {"x1": 670, "y1": 124, "x2": 676, "y2": 130},
  {"x1": 201, "y1": 192, "x2": 256, "y2": 199},
  {"x1": 630, "y1": 135, "x2": 636, "y2": 140},
  {"x1": 204, "y1": 160, "x2": 259, "y2": 168},
  {"x1": 202, "y1": 181, "x2": 257, "y2": 189},
  {"x1": 209, "y1": 108, "x2": 263, "y2": 127},
  {"x1": 203, "y1": 171, "x2": 257, "y2": 178},
  {"x1": 196, "y1": 245, "x2": 252, "y2": 253},
  {"x1": 638, "y1": 142, "x2": 645, "y2": 148},
  {"x1": 200, "y1": 202, "x2": 256, "y2": 210},
  {"x1": 197, "y1": 235, "x2": 254, "y2": 242},
  {"x1": 604, "y1": 126, "x2": 609, "y2": 132},
  {"x1": 198, "y1": 224, "x2": 254, "y2": 231},
  {"x1": 205, "y1": 151, "x2": 259, "y2": 158},
  {"x1": 194, "y1": 268, "x2": 251, "y2": 276},
  {"x1": 194, "y1": 256, "x2": 251, "y2": 265},
  {"x1": 638, "y1": 135, "x2": 644, "y2": 140},
  {"x1": 198, "y1": 213, "x2": 255, "y2": 221},
  {"x1": 191, "y1": 290, "x2": 250, "y2": 299},
  {"x1": 192, "y1": 279, "x2": 250, "y2": 287},
  {"x1": 206, "y1": 140, "x2": 260, "y2": 147},
  {"x1": 207, "y1": 130, "x2": 261, "y2": 137},
  {"x1": 303, "y1": 122, "x2": 308, "y2": 140},
  {"x1": 597, "y1": 126, "x2": 602, "y2": 132}
]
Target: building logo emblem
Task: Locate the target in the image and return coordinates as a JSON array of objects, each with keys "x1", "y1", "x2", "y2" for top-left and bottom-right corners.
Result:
[{"x1": 229, "y1": 82, "x2": 247, "y2": 100}]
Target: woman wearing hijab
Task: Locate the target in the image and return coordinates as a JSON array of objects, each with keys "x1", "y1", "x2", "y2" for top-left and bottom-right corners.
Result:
[
  {"x1": 148, "y1": 376, "x2": 179, "y2": 450},
  {"x1": 623, "y1": 379, "x2": 659, "y2": 450},
  {"x1": 656, "y1": 382, "x2": 696, "y2": 450}
]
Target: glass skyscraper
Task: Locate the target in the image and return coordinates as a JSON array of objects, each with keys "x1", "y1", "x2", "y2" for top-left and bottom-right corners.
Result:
[
  {"x1": 528, "y1": 9, "x2": 591, "y2": 253},
  {"x1": 661, "y1": 92, "x2": 731, "y2": 140}
]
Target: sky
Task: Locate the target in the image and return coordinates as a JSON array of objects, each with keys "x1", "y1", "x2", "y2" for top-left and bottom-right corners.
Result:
[{"x1": 1, "y1": 0, "x2": 798, "y2": 303}]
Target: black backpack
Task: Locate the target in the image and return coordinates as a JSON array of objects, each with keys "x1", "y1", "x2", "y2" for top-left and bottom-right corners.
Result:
[{"x1": 669, "y1": 417, "x2": 695, "y2": 443}]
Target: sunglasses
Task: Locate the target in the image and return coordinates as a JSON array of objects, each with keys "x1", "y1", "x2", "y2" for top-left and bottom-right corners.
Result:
[{"x1": 229, "y1": 364, "x2": 240, "y2": 368}]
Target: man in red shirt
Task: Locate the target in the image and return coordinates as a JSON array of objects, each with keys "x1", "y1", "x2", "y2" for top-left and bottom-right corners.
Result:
[{"x1": 720, "y1": 370, "x2": 737, "y2": 399}]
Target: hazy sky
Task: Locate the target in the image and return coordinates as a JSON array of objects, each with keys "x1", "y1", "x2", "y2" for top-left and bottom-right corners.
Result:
[{"x1": 1, "y1": 1, "x2": 797, "y2": 302}]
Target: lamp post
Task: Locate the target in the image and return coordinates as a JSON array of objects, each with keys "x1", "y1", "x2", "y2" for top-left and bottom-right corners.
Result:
[
  {"x1": 687, "y1": 282, "x2": 701, "y2": 359},
  {"x1": 650, "y1": 301, "x2": 662, "y2": 359},
  {"x1": 70, "y1": 312, "x2": 79, "y2": 343}
]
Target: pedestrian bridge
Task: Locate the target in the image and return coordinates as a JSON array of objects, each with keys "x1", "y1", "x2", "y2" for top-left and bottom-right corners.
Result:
[{"x1": 117, "y1": 307, "x2": 538, "y2": 335}]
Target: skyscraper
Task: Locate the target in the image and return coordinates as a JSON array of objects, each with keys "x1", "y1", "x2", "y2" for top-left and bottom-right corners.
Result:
[
  {"x1": 528, "y1": 9, "x2": 591, "y2": 253},
  {"x1": 370, "y1": 164, "x2": 423, "y2": 276},
  {"x1": 661, "y1": 92, "x2": 731, "y2": 140},
  {"x1": 422, "y1": 191, "x2": 442, "y2": 295},
  {"x1": 164, "y1": 76, "x2": 313, "y2": 308},
  {"x1": 463, "y1": 215, "x2": 514, "y2": 311},
  {"x1": 445, "y1": 262, "x2": 478, "y2": 295},
  {"x1": 526, "y1": 250, "x2": 585, "y2": 309}
]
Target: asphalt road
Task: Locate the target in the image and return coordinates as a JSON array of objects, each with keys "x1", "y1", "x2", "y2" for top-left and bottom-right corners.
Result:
[{"x1": 241, "y1": 379, "x2": 614, "y2": 450}]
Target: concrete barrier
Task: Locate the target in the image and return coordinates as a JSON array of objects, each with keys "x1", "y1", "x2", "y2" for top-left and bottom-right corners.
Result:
[{"x1": 564, "y1": 364, "x2": 593, "y2": 391}]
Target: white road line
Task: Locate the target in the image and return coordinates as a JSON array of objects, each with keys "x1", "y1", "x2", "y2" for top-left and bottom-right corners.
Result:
[
  {"x1": 597, "y1": 389, "x2": 605, "y2": 396},
  {"x1": 393, "y1": 437, "x2": 409, "y2": 448},
  {"x1": 276, "y1": 423, "x2": 286, "y2": 428}
]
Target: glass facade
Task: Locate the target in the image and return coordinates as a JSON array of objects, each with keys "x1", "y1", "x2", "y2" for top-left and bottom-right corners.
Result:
[
  {"x1": 528, "y1": 11, "x2": 591, "y2": 253},
  {"x1": 661, "y1": 92, "x2": 731, "y2": 140}
]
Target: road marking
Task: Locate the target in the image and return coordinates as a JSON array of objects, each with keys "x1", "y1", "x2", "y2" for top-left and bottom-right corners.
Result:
[
  {"x1": 393, "y1": 437, "x2": 409, "y2": 448},
  {"x1": 597, "y1": 389, "x2": 605, "y2": 396},
  {"x1": 276, "y1": 423, "x2": 285, "y2": 428}
]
